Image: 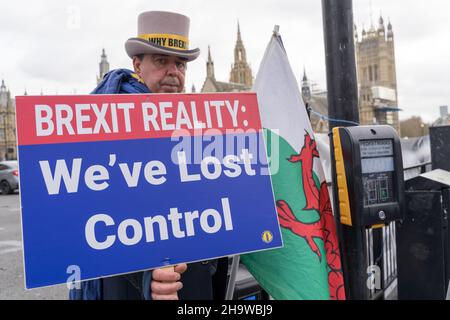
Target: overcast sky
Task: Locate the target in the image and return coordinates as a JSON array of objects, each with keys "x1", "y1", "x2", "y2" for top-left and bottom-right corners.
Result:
[{"x1": 1, "y1": 0, "x2": 449, "y2": 122}]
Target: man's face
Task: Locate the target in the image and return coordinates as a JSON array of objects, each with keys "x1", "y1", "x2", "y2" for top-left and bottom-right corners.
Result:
[{"x1": 133, "y1": 54, "x2": 187, "y2": 93}]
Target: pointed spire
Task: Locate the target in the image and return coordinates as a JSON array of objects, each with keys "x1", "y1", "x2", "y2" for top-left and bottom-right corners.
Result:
[
  {"x1": 301, "y1": 67, "x2": 311, "y2": 102},
  {"x1": 387, "y1": 19, "x2": 394, "y2": 40},
  {"x1": 237, "y1": 20, "x2": 242, "y2": 42},
  {"x1": 98, "y1": 48, "x2": 110, "y2": 84},
  {"x1": 24, "y1": 88, "x2": 28, "y2": 96},
  {"x1": 230, "y1": 21, "x2": 252, "y2": 87},
  {"x1": 100, "y1": 48, "x2": 107, "y2": 62},
  {"x1": 0, "y1": 79, "x2": 7, "y2": 107},
  {"x1": 206, "y1": 45, "x2": 215, "y2": 80},
  {"x1": 191, "y1": 84, "x2": 196, "y2": 93},
  {"x1": 377, "y1": 14, "x2": 385, "y2": 37}
]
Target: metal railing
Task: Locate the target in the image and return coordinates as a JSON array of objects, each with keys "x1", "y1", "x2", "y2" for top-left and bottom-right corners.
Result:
[{"x1": 365, "y1": 161, "x2": 431, "y2": 300}]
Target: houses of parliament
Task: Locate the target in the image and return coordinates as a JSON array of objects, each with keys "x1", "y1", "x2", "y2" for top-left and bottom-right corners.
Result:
[
  {"x1": 199, "y1": 17, "x2": 400, "y2": 133},
  {"x1": 0, "y1": 16, "x2": 399, "y2": 160}
]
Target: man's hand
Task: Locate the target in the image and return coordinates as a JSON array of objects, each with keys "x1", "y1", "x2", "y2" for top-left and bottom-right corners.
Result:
[{"x1": 151, "y1": 263, "x2": 187, "y2": 300}]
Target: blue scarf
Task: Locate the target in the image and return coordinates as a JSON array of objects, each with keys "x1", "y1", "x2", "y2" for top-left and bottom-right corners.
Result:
[{"x1": 68, "y1": 68, "x2": 152, "y2": 300}]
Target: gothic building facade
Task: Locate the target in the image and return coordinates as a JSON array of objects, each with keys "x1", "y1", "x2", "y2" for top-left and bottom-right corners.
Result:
[
  {"x1": 0, "y1": 80, "x2": 17, "y2": 160},
  {"x1": 303, "y1": 16, "x2": 400, "y2": 133},
  {"x1": 201, "y1": 23, "x2": 253, "y2": 93},
  {"x1": 355, "y1": 16, "x2": 399, "y2": 131}
]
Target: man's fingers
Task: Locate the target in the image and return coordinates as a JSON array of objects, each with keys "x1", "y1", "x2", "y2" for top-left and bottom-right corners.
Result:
[
  {"x1": 151, "y1": 280, "x2": 183, "y2": 295},
  {"x1": 151, "y1": 293, "x2": 179, "y2": 300},
  {"x1": 152, "y1": 268, "x2": 181, "y2": 282},
  {"x1": 174, "y1": 263, "x2": 188, "y2": 274}
]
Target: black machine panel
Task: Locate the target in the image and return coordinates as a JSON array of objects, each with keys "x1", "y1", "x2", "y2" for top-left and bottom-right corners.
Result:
[{"x1": 332, "y1": 126, "x2": 405, "y2": 227}]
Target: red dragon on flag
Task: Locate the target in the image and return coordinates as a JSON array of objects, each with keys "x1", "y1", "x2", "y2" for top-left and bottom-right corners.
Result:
[{"x1": 276, "y1": 132, "x2": 346, "y2": 300}]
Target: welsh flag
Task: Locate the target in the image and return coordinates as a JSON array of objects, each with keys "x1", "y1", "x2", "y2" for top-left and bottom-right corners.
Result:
[{"x1": 240, "y1": 30, "x2": 346, "y2": 300}]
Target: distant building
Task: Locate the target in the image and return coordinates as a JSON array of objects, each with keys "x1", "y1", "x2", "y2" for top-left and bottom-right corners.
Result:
[
  {"x1": 304, "y1": 15, "x2": 400, "y2": 133},
  {"x1": 97, "y1": 48, "x2": 110, "y2": 84},
  {"x1": 356, "y1": 16, "x2": 400, "y2": 131},
  {"x1": 432, "y1": 105, "x2": 450, "y2": 126},
  {"x1": 301, "y1": 70, "x2": 329, "y2": 133},
  {"x1": 201, "y1": 23, "x2": 253, "y2": 93},
  {"x1": 0, "y1": 79, "x2": 17, "y2": 160}
]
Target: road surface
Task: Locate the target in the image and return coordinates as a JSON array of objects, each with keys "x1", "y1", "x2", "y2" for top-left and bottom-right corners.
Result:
[{"x1": 0, "y1": 193, "x2": 67, "y2": 299}]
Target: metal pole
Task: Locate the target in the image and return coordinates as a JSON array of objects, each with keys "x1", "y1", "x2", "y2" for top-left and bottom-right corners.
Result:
[
  {"x1": 322, "y1": 0, "x2": 369, "y2": 299},
  {"x1": 225, "y1": 255, "x2": 240, "y2": 300},
  {"x1": 322, "y1": 0, "x2": 359, "y2": 127}
]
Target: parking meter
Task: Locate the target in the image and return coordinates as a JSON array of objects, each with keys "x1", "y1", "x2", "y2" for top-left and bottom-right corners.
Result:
[{"x1": 332, "y1": 125, "x2": 404, "y2": 228}]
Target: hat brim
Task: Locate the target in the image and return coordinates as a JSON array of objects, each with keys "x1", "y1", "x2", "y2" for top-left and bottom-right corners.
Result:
[{"x1": 125, "y1": 38, "x2": 200, "y2": 62}]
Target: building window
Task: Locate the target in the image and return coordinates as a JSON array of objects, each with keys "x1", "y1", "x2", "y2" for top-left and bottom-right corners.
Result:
[
  {"x1": 369, "y1": 66, "x2": 373, "y2": 81},
  {"x1": 374, "y1": 64, "x2": 379, "y2": 81}
]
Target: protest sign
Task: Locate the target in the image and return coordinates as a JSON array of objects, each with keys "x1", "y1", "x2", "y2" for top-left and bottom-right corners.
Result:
[{"x1": 15, "y1": 92, "x2": 282, "y2": 289}]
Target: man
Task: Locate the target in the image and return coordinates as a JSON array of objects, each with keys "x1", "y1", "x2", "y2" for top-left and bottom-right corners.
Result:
[{"x1": 69, "y1": 11, "x2": 228, "y2": 300}]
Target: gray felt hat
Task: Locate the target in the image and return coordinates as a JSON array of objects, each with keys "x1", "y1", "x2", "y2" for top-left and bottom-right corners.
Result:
[{"x1": 125, "y1": 11, "x2": 200, "y2": 61}]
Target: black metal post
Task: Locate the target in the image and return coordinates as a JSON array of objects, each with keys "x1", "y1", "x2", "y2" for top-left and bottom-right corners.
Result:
[
  {"x1": 322, "y1": 0, "x2": 368, "y2": 299},
  {"x1": 322, "y1": 0, "x2": 359, "y2": 127}
]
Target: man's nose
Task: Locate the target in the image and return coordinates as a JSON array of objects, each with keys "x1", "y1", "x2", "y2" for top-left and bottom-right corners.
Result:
[{"x1": 166, "y1": 62, "x2": 179, "y2": 75}]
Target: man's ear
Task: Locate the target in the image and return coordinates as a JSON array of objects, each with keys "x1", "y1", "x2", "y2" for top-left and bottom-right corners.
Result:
[{"x1": 132, "y1": 56, "x2": 142, "y2": 74}]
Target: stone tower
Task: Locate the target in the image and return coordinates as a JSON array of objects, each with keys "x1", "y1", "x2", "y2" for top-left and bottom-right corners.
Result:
[
  {"x1": 356, "y1": 16, "x2": 399, "y2": 131},
  {"x1": 97, "y1": 48, "x2": 110, "y2": 84},
  {"x1": 229, "y1": 22, "x2": 253, "y2": 87},
  {"x1": 201, "y1": 44, "x2": 251, "y2": 93},
  {"x1": 0, "y1": 80, "x2": 17, "y2": 160}
]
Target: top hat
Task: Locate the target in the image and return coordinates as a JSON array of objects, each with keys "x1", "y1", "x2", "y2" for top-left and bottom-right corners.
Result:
[{"x1": 125, "y1": 11, "x2": 200, "y2": 62}]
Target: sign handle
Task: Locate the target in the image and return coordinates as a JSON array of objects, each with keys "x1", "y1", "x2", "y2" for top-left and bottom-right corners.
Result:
[
  {"x1": 447, "y1": 279, "x2": 450, "y2": 300},
  {"x1": 225, "y1": 255, "x2": 240, "y2": 300}
]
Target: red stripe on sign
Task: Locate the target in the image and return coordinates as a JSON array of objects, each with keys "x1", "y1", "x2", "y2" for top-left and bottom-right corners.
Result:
[{"x1": 16, "y1": 93, "x2": 262, "y2": 146}]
